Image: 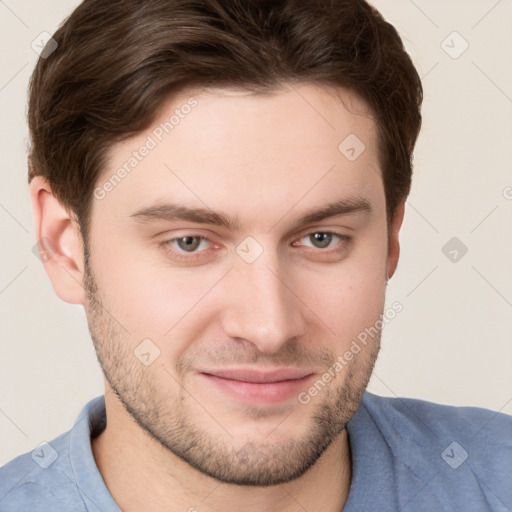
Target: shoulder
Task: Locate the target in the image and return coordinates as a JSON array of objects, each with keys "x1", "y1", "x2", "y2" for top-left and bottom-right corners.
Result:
[
  {"x1": 360, "y1": 391, "x2": 512, "y2": 442},
  {"x1": 0, "y1": 396, "x2": 107, "y2": 512},
  {"x1": 345, "y1": 393, "x2": 512, "y2": 510},
  {"x1": 358, "y1": 392, "x2": 512, "y2": 507},
  {"x1": 0, "y1": 432, "x2": 84, "y2": 512}
]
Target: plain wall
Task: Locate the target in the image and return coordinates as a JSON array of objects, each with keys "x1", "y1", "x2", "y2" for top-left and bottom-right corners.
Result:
[{"x1": 1, "y1": 0, "x2": 511, "y2": 466}]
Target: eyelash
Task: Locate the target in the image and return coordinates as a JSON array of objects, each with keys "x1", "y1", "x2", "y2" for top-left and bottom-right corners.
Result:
[{"x1": 159, "y1": 231, "x2": 352, "y2": 261}]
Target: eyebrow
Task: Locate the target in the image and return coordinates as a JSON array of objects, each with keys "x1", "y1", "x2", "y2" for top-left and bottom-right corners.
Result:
[
  {"x1": 130, "y1": 196, "x2": 372, "y2": 231},
  {"x1": 295, "y1": 197, "x2": 371, "y2": 226},
  {"x1": 130, "y1": 202, "x2": 240, "y2": 230}
]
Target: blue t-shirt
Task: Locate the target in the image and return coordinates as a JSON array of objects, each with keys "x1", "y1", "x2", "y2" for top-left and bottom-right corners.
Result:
[{"x1": 1, "y1": 392, "x2": 511, "y2": 511}]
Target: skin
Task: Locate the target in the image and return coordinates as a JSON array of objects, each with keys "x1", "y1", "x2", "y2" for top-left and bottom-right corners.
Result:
[{"x1": 30, "y1": 82, "x2": 405, "y2": 512}]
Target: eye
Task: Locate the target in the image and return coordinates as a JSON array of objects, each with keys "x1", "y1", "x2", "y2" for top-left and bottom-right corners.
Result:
[
  {"x1": 297, "y1": 231, "x2": 349, "y2": 250},
  {"x1": 167, "y1": 235, "x2": 211, "y2": 253}
]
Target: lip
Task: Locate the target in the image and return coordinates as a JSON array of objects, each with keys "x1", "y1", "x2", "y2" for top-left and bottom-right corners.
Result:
[{"x1": 198, "y1": 368, "x2": 315, "y2": 405}]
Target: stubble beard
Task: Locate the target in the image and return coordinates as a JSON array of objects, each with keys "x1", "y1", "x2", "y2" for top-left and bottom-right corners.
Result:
[{"x1": 83, "y1": 257, "x2": 380, "y2": 486}]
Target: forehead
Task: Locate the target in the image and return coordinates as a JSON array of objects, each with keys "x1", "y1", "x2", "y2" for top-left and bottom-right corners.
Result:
[
  {"x1": 94, "y1": 82, "x2": 383, "y2": 227},
  {"x1": 159, "y1": 82, "x2": 377, "y2": 158}
]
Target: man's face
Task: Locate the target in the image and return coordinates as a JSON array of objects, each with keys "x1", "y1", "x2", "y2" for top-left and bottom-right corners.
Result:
[{"x1": 84, "y1": 83, "x2": 393, "y2": 485}]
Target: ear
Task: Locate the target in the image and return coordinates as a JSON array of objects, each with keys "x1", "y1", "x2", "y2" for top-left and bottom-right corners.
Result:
[
  {"x1": 29, "y1": 176, "x2": 85, "y2": 304},
  {"x1": 386, "y1": 198, "x2": 406, "y2": 280}
]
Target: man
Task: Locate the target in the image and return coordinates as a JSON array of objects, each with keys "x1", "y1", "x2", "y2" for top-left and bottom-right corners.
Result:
[{"x1": 1, "y1": 0, "x2": 511, "y2": 510}]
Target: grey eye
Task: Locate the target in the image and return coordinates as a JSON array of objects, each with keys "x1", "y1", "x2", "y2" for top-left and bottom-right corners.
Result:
[
  {"x1": 176, "y1": 236, "x2": 202, "y2": 252},
  {"x1": 309, "y1": 233, "x2": 333, "y2": 249}
]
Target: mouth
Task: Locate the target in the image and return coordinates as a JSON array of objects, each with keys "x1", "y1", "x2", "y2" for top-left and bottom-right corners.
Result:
[{"x1": 198, "y1": 368, "x2": 315, "y2": 405}]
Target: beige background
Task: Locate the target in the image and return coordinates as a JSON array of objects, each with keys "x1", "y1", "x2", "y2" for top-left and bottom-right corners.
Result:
[{"x1": 1, "y1": 0, "x2": 511, "y2": 465}]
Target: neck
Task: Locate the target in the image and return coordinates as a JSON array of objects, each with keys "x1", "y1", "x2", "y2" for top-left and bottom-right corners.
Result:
[{"x1": 92, "y1": 390, "x2": 352, "y2": 512}]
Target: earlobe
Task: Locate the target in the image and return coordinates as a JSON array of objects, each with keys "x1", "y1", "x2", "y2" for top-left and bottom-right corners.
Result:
[
  {"x1": 29, "y1": 176, "x2": 86, "y2": 304},
  {"x1": 386, "y1": 199, "x2": 406, "y2": 280}
]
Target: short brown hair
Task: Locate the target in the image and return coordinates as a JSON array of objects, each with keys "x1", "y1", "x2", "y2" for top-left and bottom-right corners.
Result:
[{"x1": 28, "y1": 0, "x2": 422, "y2": 243}]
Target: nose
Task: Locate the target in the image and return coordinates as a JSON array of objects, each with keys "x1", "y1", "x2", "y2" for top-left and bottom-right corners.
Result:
[{"x1": 220, "y1": 254, "x2": 307, "y2": 355}]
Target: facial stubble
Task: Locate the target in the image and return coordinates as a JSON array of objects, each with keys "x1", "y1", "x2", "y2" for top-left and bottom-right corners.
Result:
[{"x1": 83, "y1": 256, "x2": 381, "y2": 486}]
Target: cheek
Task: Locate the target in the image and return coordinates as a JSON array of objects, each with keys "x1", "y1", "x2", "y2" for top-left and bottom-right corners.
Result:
[
  {"x1": 89, "y1": 236, "x2": 224, "y2": 350},
  {"x1": 294, "y1": 235, "x2": 388, "y2": 343}
]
